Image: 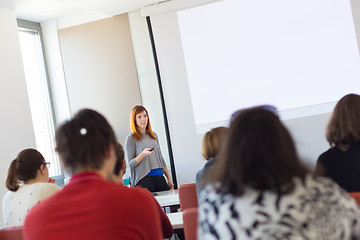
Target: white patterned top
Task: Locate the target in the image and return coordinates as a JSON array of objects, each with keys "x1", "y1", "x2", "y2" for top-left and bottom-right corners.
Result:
[
  {"x1": 2, "y1": 182, "x2": 60, "y2": 227},
  {"x1": 198, "y1": 175, "x2": 360, "y2": 240}
]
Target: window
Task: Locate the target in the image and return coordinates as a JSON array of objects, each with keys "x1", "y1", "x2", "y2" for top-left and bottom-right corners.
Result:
[{"x1": 17, "y1": 20, "x2": 63, "y2": 180}]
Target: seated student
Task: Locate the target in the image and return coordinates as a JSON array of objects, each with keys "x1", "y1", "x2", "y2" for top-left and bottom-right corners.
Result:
[
  {"x1": 198, "y1": 106, "x2": 360, "y2": 240},
  {"x1": 2, "y1": 148, "x2": 59, "y2": 227},
  {"x1": 196, "y1": 127, "x2": 228, "y2": 197},
  {"x1": 315, "y1": 94, "x2": 360, "y2": 192},
  {"x1": 111, "y1": 142, "x2": 127, "y2": 186},
  {"x1": 112, "y1": 142, "x2": 174, "y2": 238},
  {"x1": 23, "y1": 109, "x2": 163, "y2": 240}
]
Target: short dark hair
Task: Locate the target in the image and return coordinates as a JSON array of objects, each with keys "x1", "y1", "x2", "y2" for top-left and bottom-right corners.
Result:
[
  {"x1": 6, "y1": 149, "x2": 46, "y2": 191},
  {"x1": 55, "y1": 109, "x2": 117, "y2": 174},
  {"x1": 113, "y1": 142, "x2": 125, "y2": 176},
  {"x1": 326, "y1": 94, "x2": 360, "y2": 147},
  {"x1": 205, "y1": 106, "x2": 308, "y2": 196}
]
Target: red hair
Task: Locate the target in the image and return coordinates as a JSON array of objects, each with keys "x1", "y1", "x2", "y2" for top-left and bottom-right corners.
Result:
[{"x1": 130, "y1": 105, "x2": 157, "y2": 141}]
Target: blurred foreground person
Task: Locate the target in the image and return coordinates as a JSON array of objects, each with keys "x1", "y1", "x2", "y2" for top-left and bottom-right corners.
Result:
[
  {"x1": 316, "y1": 94, "x2": 360, "y2": 192},
  {"x1": 198, "y1": 106, "x2": 360, "y2": 240},
  {"x1": 2, "y1": 148, "x2": 59, "y2": 227},
  {"x1": 24, "y1": 109, "x2": 163, "y2": 240}
]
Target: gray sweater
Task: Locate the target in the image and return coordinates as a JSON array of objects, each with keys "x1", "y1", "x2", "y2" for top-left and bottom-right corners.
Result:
[
  {"x1": 196, "y1": 157, "x2": 216, "y2": 198},
  {"x1": 125, "y1": 133, "x2": 167, "y2": 185}
]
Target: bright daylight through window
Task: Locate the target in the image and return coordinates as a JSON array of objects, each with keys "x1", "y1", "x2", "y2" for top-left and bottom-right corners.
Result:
[{"x1": 17, "y1": 20, "x2": 62, "y2": 178}]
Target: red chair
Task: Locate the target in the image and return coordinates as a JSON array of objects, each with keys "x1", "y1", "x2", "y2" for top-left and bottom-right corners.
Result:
[
  {"x1": 183, "y1": 207, "x2": 198, "y2": 240},
  {"x1": 349, "y1": 192, "x2": 360, "y2": 205},
  {"x1": 179, "y1": 183, "x2": 198, "y2": 211},
  {"x1": 0, "y1": 227, "x2": 23, "y2": 240}
]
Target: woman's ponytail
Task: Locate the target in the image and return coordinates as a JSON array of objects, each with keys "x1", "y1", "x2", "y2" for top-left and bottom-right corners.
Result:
[{"x1": 5, "y1": 158, "x2": 20, "y2": 192}]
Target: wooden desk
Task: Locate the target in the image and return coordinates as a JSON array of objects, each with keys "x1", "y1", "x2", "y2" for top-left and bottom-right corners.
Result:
[
  {"x1": 154, "y1": 189, "x2": 179, "y2": 207},
  {"x1": 166, "y1": 212, "x2": 183, "y2": 229}
]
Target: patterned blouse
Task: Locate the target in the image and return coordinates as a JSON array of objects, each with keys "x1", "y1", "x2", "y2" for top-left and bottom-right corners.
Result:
[
  {"x1": 2, "y1": 182, "x2": 60, "y2": 227},
  {"x1": 198, "y1": 175, "x2": 360, "y2": 240}
]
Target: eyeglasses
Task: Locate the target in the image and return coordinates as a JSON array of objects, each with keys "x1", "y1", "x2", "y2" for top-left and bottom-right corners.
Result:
[{"x1": 41, "y1": 162, "x2": 50, "y2": 168}]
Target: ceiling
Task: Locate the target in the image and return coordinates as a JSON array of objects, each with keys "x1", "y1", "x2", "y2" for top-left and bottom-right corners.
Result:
[{"x1": 0, "y1": 0, "x2": 167, "y2": 23}]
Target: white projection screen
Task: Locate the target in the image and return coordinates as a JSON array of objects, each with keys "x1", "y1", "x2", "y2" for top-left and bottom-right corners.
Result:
[
  {"x1": 152, "y1": 0, "x2": 360, "y2": 134},
  {"x1": 149, "y1": 0, "x2": 360, "y2": 184}
]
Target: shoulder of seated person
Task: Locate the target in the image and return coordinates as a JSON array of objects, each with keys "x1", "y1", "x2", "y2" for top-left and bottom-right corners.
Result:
[
  {"x1": 127, "y1": 186, "x2": 154, "y2": 198},
  {"x1": 37, "y1": 182, "x2": 60, "y2": 188}
]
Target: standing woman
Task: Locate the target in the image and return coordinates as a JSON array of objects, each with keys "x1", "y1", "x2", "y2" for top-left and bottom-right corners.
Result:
[
  {"x1": 2, "y1": 149, "x2": 59, "y2": 227},
  {"x1": 126, "y1": 105, "x2": 174, "y2": 192},
  {"x1": 315, "y1": 94, "x2": 360, "y2": 192}
]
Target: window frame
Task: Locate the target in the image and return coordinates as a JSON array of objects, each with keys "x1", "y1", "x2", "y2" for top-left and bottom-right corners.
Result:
[{"x1": 17, "y1": 19, "x2": 65, "y2": 186}]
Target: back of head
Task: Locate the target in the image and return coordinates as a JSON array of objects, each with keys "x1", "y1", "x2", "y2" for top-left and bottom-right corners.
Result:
[
  {"x1": 326, "y1": 94, "x2": 360, "y2": 147},
  {"x1": 114, "y1": 142, "x2": 125, "y2": 176},
  {"x1": 206, "y1": 106, "x2": 308, "y2": 196},
  {"x1": 6, "y1": 149, "x2": 45, "y2": 191},
  {"x1": 202, "y1": 127, "x2": 229, "y2": 160},
  {"x1": 55, "y1": 109, "x2": 116, "y2": 174}
]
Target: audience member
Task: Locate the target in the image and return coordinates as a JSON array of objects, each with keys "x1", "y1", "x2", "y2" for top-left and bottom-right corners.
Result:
[
  {"x1": 315, "y1": 94, "x2": 360, "y2": 192},
  {"x1": 23, "y1": 109, "x2": 163, "y2": 240},
  {"x1": 111, "y1": 142, "x2": 126, "y2": 185},
  {"x1": 196, "y1": 126, "x2": 228, "y2": 197},
  {"x1": 125, "y1": 105, "x2": 173, "y2": 192},
  {"x1": 198, "y1": 106, "x2": 360, "y2": 239},
  {"x1": 2, "y1": 148, "x2": 59, "y2": 227},
  {"x1": 112, "y1": 141, "x2": 173, "y2": 238}
]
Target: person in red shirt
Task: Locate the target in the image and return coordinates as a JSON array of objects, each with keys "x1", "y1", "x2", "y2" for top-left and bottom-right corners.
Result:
[
  {"x1": 112, "y1": 141, "x2": 173, "y2": 238},
  {"x1": 23, "y1": 109, "x2": 163, "y2": 240}
]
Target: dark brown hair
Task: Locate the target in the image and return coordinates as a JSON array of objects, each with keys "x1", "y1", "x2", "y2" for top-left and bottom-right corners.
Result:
[
  {"x1": 326, "y1": 94, "x2": 360, "y2": 147},
  {"x1": 130, "y1": 105, "x2": 157, "y2": 141},
  {"x1": 202, "y1": 127, "x2": 228, "y2": 160},
  {"x1": 114, "y1": 142, "x2": 125, "y2": 176},
  {"x1": 205, "y1": 106, "x2": 308, "y2": 196},
  {"x1": 55, "y1": 109, "x2": 117, "y2": 174},
  {"x1": 6, "y1": 149, "x2": 46, "y2": 192}
]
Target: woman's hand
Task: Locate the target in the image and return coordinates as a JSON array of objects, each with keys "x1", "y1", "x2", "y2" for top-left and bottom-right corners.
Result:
[
  {"x1": 163, "y1": 166, "x2": 173, "y2": 189},
  {"x1": 141, "y1": 148, "x2": 154, "y2": 156},
  {"x1": 168, "y1": 179, "x2": 174, "y2": 189},
  {"x1": 136, "y1": 148, "x2": 154, "y2": 163}
]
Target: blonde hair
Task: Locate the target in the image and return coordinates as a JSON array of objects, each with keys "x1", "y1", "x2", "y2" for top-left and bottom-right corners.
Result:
[
  {"x1": 202, "y1": 127, "x2": 228, "y2": 160},
  {"x1": 130, "y1": 105, "x2": 157, "y2": 141}
]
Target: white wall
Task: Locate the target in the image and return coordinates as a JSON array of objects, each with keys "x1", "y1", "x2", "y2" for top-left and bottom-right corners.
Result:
[
  {"x1": 129, "y1": 0, "x2": 360, "y2": 185},
  {"x1": 351, "y1": 0, "x2": 360, "y2": 55},
  {"x1": 283, "y1": 113, "x2": 331, "y2": 168},
  {"x1": 151, "y1": 13, "x2": 204, "y2": 185},
  {"x1": 41, "y1": 20, "x2": 71, "y2": 126},
  {"x1": 129, "y1": 12, "x2": 204, "y2": 185},
  {"x1": 0, "y1": 8, "x2": 36, "y2": 227},
  {"x1": 57, "y1": 14, "x2": 142, "y2": 146},
  {"x1": 128, "y1": 11, "x2": 174, "y2": 183}
]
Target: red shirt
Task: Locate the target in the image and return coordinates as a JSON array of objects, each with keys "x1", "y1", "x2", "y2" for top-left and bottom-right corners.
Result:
[{"x1": 23, "y1": 173, "x2": 163, "y2": 240}]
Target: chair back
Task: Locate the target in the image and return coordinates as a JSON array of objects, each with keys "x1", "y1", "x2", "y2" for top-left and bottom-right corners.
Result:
[
  {"x1": 179, "y1": 183, "x2": 198, "y2": 211},
  {"x1": 0, "y1": 227, "x2": 23, "y2": 240},
  {"x1": 183, "y1": 207, "x2": 198, "y2": 240},
  {"x1": 349, "y1": 192, "x2": 360, "y2": 205}
]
